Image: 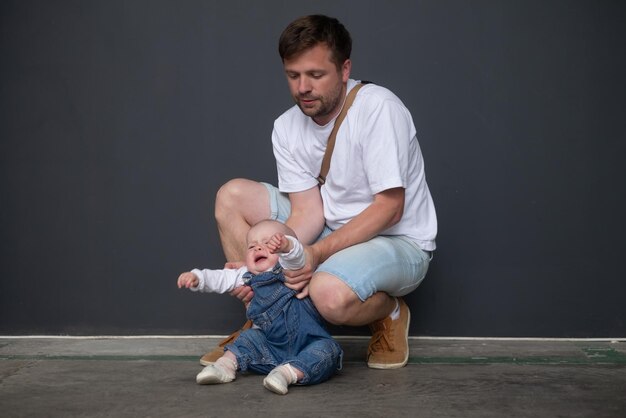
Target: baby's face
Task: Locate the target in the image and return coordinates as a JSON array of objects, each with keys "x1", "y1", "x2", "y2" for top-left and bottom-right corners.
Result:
[{"x1": 245, "y1": 224, "x2": 280, "y2": 275}]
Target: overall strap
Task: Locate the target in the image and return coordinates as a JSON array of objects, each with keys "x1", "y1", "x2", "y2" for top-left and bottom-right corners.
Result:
[{"x1": 317, "y1": 81, "x2": 370, "y2": 185}]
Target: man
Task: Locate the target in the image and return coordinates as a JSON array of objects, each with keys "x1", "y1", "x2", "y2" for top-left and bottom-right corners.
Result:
[{"x1": 203, "y1": 14, "x2": 437, "y2": 369}]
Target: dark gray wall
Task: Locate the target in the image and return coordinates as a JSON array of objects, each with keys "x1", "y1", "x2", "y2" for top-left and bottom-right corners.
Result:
[{"x1": 1, "y1": 0, "x2": 624, "y2": 337}]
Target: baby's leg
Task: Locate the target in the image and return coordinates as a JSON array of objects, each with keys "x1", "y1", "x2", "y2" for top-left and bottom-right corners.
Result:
[
  {"x1": 280, "y1": 337, "x2": 343, "y2": 387},
  {"x1": 262, "y1": 363, "x2": 304, "y2": 395},
  {"x1": 196, "y1": 351, "x2": 238, "y2": 385}
]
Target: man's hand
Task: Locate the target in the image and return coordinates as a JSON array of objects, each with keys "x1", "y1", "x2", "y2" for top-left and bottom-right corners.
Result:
[
  {"x1": 224, "y1": 261, "x2": 245, "y2": 269},
  {"x1": 177, "y1": 272, "x2": 199, "y2": 289},
  {"x1": 224, "y1": 261, "x2": 254, "y2": 304},
  {"x1": 283, "y1": 244, "x2": 321, "y2": 299},
  {"x1": 230, "y1": 285, "x2": 254, "y2": 305}
]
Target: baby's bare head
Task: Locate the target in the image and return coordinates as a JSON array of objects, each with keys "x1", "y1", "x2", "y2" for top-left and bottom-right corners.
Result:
[{"x1": 246, "y1": 220, "x2": 296, "y2": 245}]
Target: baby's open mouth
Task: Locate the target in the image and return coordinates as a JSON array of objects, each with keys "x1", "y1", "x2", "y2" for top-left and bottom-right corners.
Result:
[{"x1": 255, "y1": 255, "x2": 267, "y2": 263}]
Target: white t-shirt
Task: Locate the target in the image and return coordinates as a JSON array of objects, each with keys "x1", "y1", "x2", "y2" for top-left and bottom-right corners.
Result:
[
  {"x1": 272, "y1": 80, "x2": 437, "y2": 251},
  {"x1": 190, "y1": 236, "x2": 306, "y2": 293}
]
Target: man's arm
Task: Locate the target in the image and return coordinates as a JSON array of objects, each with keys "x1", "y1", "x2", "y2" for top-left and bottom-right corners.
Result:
[
  {"x1": 285, "y1": 186, "x2": 325, "y2": 245},
  {"x1": 312, "y1": 187, "x2": 405, "y2": 264},
  {"x1": 283, "y1": 187, "x2": 405, "y2": 291}
]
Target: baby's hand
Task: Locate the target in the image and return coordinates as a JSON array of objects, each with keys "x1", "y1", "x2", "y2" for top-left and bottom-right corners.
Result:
[
  {"x1": 177, "y1": 272, "x2": 199, "y2": 289},
  {"x1": 267, "y1": 232, "x2": 291, "y2": 254},
  {"x1": 266, "y1": 233, "x2": 283, "y2": 253}
]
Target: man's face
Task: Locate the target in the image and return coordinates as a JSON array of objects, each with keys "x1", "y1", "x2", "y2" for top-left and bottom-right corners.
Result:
[{"x1": 283, "y1": 43, "x2": 351, "y2": 126}]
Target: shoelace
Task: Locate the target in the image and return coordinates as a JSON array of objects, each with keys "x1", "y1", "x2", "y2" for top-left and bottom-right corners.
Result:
[{"x1": 368, "y1": 321, "x2": 395, "y2": 352}]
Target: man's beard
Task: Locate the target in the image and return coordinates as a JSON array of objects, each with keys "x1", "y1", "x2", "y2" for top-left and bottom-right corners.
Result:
[{"x1": 295, "y1": 82, "x2": 344, "y2": 122}]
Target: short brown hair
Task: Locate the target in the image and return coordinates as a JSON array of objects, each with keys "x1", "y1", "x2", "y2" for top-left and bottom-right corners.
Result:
[{"x1": 278, "y1": 15, "x2": 352, "y2": 70}]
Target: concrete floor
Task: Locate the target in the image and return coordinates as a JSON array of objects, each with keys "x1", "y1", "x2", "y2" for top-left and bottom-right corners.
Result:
[{"x1": 1, "y1": 337, "x2": 625, "y2": 417}]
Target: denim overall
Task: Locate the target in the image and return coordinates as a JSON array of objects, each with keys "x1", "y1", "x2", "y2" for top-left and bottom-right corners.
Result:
[{"x1": 225, "y1": 264, "x2": 343, "y2": 385}]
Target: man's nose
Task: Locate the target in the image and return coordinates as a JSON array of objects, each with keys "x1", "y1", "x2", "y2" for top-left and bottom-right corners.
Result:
[{"x1": 298, "y1": 77, "x2": 312, "y2": 94}]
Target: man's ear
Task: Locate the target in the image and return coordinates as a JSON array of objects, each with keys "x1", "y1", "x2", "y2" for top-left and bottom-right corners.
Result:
[{"x1": 341, "y1": 59, "x2": 352, "y2": 83}]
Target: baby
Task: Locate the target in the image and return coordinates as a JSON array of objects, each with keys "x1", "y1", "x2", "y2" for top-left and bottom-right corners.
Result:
[{"x1": 178, "y1": 219, "x2": 342, "y2": 395}]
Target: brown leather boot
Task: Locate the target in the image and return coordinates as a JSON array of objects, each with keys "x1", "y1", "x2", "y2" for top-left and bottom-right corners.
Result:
[
  {"x1": 199, "y1": 319, "x2": 253, "y2": 366},
  {"x1": 366, "y1": 298, "x2": 410, "y2": 369}
]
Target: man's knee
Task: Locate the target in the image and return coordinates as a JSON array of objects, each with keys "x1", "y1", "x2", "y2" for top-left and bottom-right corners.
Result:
[
  {"x1": 216, "y1": 179, "x2": 249, "y2": 210},
  {"x1": 215, "y1": 178, "x2": 271, "y2": 226},
  {"x1": 215, "y1": 178, "x2": 256, "y2": 219},
  {"x1": 309, "y1": 273, "x2": 360, "y2": 325}
]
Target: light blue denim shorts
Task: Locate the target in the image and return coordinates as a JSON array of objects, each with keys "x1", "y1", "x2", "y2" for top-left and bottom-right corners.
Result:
[{"x1": 261, "y1": 182, "x2": 431, "y2": 302}]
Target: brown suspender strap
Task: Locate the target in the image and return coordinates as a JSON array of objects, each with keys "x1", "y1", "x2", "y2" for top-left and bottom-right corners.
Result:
[{"x1": 317, "y1": 82, "x2": 368, "y2": 185}]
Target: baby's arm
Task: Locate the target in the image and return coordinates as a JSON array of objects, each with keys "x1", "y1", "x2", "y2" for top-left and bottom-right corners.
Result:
[
  {"x1": 177, "y1": 266, "x2": 247, "y2": 294},
  {"x1": 277, "y1": 235, "x2": 306, "y2": 270},
  {"x1": 267, "y1": 232, "x2": 293, "y2": 254}
]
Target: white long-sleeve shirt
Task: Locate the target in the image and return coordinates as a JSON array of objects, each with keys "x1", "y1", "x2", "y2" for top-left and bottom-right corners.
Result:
[{"x1": 190, "y1": 236, "x2": 305, "y2": 294}]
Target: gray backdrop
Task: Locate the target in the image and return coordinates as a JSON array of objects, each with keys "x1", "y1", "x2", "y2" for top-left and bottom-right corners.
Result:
[{"x1": 1, "y1": 0, "x2": 625, "y2": 337}]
